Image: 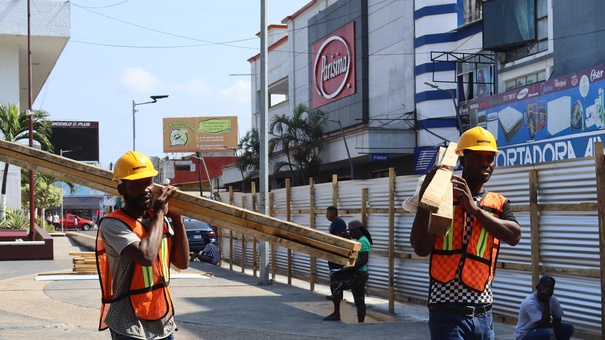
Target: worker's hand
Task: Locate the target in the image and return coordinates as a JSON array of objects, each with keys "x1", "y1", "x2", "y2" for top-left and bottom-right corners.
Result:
[
  {"x1": 451, "y1": 174, "x2": 472, "y2": 208},
  {"x1": 167, "y1": 211, "x2": 184, "y2": 227},
  {"x1": 153, "y1": 185, "x2": 177, "y2": 216}
]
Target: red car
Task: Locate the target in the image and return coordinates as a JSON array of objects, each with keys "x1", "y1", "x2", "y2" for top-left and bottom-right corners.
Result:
[{"x1": 55, "y1": 214, "x2": 94, "y2": 231}]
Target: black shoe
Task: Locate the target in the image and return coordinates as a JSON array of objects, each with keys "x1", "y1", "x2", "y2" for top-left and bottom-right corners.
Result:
[{"x1": 325, "y1": 295, "x2": 333, "y2": 300}]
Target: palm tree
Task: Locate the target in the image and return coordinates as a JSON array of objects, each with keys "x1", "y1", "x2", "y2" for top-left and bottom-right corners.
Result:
[
  {"x1": 269, "y1": 103, "x2": 327, "y2": 185},
  {"x1": 0, "y1": 104, "x2": 53, "y2": 217},
  {"x1": 235, "y1": 128, "x2": 260, "y2": 190}
]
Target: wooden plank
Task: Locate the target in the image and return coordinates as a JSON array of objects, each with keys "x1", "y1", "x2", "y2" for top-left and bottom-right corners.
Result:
[
  {"x1": 419, "y1": 168, "x2": 452, "y2": 213},
  {"x1": 68, "y1": 251, "x2": 95, "y2": 257},
  {"x1": 0, "y1": 140, "x2": 359, "y2": 266},
  {"x1": 427, "y1": 180, "x2": 453, "y2": 235},
  {"x1": 388, "y1": 168, "x2": 395, "y2": 313},
  {"x1": 529, "y1": 170, "x2": 540, "y2": 288},
  {"x1": 418, "y1": 143, "x2": 458, "y2": 213},
  {"x1": 593, "y1": 141, "x2": 605, "y2": 339},
  {"x1": 439, "y1": 142, "x2": 458, "y2": 167}
]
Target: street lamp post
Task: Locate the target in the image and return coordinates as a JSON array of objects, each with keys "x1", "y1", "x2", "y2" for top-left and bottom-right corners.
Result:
[
  {"x1": 329, "y1": 118, "x2": 354, "y2": 180},
  {"x1": 59, "y1": 149, "x2": 72, "y2": 233},
  {"x1": 132, "y1": 95, "x2": 169, "y2": 151},
  {"x1": 424, "y1": 81, "x2": 462, "y2": 132}
]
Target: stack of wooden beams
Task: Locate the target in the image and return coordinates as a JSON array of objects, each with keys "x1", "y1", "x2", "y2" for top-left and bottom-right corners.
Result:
[
  {"x1": 0, "y1": 140, "x2": 360, "y2": 266},
  {"x1": 70, "y1": 251, "x2": 97, "y2": 274},
  {"x1": 418, "y1": 142, "x2": 458, "y2": 235}
]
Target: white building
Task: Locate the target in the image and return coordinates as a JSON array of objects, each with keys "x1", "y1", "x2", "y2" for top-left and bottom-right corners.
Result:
[
  {"x1": 223, "y1": 0, "x2": 416, "y2": 189},
  {"x1": 0, "y1": 0, "x2": 70, "y2": 209}
]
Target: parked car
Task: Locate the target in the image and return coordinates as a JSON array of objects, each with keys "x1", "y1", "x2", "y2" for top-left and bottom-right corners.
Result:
[
  {"x1": 55, "y1": 214, "x2": 94, "y2": 231},
  {"x1": 184, "y1": 217, "x2": 218, "y2": 253}
]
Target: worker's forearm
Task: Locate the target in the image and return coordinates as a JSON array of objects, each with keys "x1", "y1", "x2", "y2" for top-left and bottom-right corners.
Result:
[{"x1": 410, "y1": 207, "x2": 435, "y2": 256}]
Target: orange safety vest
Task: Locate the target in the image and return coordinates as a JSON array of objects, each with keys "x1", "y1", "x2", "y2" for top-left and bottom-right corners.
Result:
[
  {"x1": 96, "y1": 209, "x2": 173, "y2": 331},
  {"x1": 429, "y1": 192, "x2": 506, "y2": 292}
]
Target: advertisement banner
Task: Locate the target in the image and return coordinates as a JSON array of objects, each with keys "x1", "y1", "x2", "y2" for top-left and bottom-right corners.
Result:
[
  {"x1": 459, "y1": 64, "x2": 605, "y2": 148},
  {"x1": 162, "y1": 116, "x2": 238, "y2": 153},
  {"x1": 311, "y1": 21, "x2": 356, "y2": 108},
  {"x1": 50, "y1": 121, "x2": 99, "y2": 162}
]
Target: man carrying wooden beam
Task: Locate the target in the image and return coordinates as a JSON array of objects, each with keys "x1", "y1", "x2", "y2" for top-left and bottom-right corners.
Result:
[
  {"x1": 326, "y1": 205, "x2": 348, "y2": 300},
  {"x1": 96, "y1": 151, "x2": 190, "y2": 339},
  {"x1": 410, "y1": 127, "x2": 522, "y2": 340}
]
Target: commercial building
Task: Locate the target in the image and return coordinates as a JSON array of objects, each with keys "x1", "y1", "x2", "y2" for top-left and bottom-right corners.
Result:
[
  {"x1": 221, "y1": 0, "x2": 605, "y2": 189},
  {"x1": 0, "y1": 0, "x2": 70, "y2": 209}
]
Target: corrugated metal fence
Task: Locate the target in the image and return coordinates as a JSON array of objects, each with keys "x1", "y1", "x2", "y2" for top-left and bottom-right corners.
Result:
[{"x1": 219, "y1": 156, "x2": 604, "y2": 337}]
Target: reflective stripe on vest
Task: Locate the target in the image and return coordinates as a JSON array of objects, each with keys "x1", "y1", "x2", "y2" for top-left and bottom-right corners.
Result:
[
  {"x1": 430, "y1": 192, "x2": 506, "y2": 292},
  {"x1": 96, "y1": 209, "x2": 173, "y2": 330}
]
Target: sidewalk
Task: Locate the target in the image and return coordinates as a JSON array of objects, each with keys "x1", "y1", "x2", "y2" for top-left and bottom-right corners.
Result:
[{"x1": 0, "y1": 235, "x2": 521, "y2": 339}]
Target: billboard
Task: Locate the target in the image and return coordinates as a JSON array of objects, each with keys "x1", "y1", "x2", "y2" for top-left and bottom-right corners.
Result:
[
  {"x1": 50, "y1": 121, "x2": 99, "y2": 162},
  {"x1": 162, "y1": 116, "x2": 238, "y2": 153},
  {"x1": 458, "y1": 63, "x2": 605, "y2": 167}
]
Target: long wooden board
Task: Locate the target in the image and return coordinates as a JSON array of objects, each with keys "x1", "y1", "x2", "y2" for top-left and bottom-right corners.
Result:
[
  {"x1": 0, "y1": 140, "x2": 359, "y2": 266},
  {"x1": 421, "y1": 143, "x2": 457, "y2": 235},
  {"x1": 418, "y1": 143, "x2": 457, "y2": 213}
]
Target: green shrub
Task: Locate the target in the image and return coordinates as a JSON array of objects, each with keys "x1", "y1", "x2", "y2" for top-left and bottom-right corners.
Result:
[{"x1": 0, "y1": 208, "x2": 29, "y2": 230}]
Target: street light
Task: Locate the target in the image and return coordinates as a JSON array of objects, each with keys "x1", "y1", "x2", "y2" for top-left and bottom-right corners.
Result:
[
  {"x1": 132, "y1": 95, "x2": 169, "y2": 151},
  {"x1": 424, "y1": 81, "x2": 462, "y2": 132},
  {"x1": 328, "y1": 118, "x2": 354, "y2": 180},
  {"x1": 59, "y1": 149, "x2": 73, "y2": 233}
]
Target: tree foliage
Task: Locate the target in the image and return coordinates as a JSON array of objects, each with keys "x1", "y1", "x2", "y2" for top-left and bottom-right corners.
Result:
[
  {"x1": 236, "y1": 128, "x2": 260, "y2": 181},
  {"x1": 0, "y1": 104, "x2": 53, "y2": 215},
  {"x1": 269, "y1": 103, "x2": 327, "y2": 185}
]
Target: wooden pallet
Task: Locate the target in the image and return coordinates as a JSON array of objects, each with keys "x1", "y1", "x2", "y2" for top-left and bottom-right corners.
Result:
[{"x1": 0, "y1": 140, "x2": 359, "y2": 265}]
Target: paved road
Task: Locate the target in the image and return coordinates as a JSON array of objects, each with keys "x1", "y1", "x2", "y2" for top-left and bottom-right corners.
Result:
[{"x1": 0, "y1": 234, "x2": 523, "y2": 339}]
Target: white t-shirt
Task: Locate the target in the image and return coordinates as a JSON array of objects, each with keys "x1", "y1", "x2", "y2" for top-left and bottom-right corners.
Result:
[
  {"x1": 99, "y1": 214, "x2": 176, "y2": 340},
  {"x1": 514, "y1": 291, "x2": 564, "y2": 340}
]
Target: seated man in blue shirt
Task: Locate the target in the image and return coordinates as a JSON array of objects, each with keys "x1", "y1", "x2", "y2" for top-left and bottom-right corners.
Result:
[{"x1": 515, "y1": 276, "x2": 574, "y2": 340}]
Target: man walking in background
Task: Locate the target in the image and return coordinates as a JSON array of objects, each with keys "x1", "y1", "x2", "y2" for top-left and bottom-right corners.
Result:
[{"x1": 325, "y1": 205, "x2": 348, "y2": 300}]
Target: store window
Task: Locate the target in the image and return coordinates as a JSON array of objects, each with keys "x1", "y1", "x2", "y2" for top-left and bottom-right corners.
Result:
[
  {"x1": 464, "y1": 0, "x2": 483, "y2": 24},
  {"x1": 457, "y1": 56, "x2": 494, "y2": 101},
  {"x1": 505, "y1": 70, "x2": 546, "y2": 91},
  {"x1": 505, "y1": 0, "x2": 548, "y2": 62}
]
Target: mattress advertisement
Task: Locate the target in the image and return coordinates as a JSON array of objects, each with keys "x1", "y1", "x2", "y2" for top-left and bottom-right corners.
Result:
[{"x1": 458, "y1": 63, "x2": 605, "y2": 167}]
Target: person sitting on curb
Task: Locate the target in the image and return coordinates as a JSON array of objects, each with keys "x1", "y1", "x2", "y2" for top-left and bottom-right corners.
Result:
[
  {"x1": 515, "y1": 275, "x2": 574, "y2": 340},
  {"x1": 323, "y1": 220, "x2": 372, "y2": 323},
  {"x1": 197, "y1": 242, "x2": 221, "y2": 265}
]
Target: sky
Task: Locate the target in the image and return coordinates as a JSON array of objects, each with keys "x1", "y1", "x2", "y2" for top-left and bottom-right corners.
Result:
[{"x1": 34, "y1": 0, "x2": 310, "y2": 169}]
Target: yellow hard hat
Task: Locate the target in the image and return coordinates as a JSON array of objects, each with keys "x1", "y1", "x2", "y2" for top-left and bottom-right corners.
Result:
[
  {"x1": 113, "y1": 151, "x2": 158, "y2": 181},
  {"x1": 455, "y1": 126, "x2": 498, "y2": 156}
]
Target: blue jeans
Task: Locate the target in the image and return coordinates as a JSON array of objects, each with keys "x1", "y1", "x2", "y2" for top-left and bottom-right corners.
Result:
[
  {"x1": 429, "y1": 307, "x2": 494, "y2": 340},
  {"x1": 521, "y1": 322, "x2": 574, "y2": 340},
  {"x1": 110, "y1": 330, "x2": 174, "y2": 340}
]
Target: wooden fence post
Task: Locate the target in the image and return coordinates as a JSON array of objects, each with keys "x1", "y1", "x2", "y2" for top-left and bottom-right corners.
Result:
[
  {"x1": 270, "y1": 192, "x2": 276, "y2": 281},
  {"x1": 241, "y1": 195, "x2": 246, "y2": 273},
  {"x1": 310, "y1": 177, "x2": 316, "y2": 291},
  {"x1": 229, "y1": 186, "x2": 233, "y2": 271},
  {"x1": 529, "y1": 170, "x2": 540, "y2": 288},
  {"x1": 593, "y1": 141, "x2": 605, "y2": 338},
  {"x1": 252, "y1": 182, "x2": 257, "y2": 277},
  {"x1": 286, "y1": 178, "x2": 292, "y2": 285},
  {"x1": 332, "y1": 174, "x2": 338, "y2": 206},
  {"x1": 361, "y1": 187, "x2": 368, "y2": 228},
  {"x1": 388, "y1": 167, "x2": 395, "y2": 313}
]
